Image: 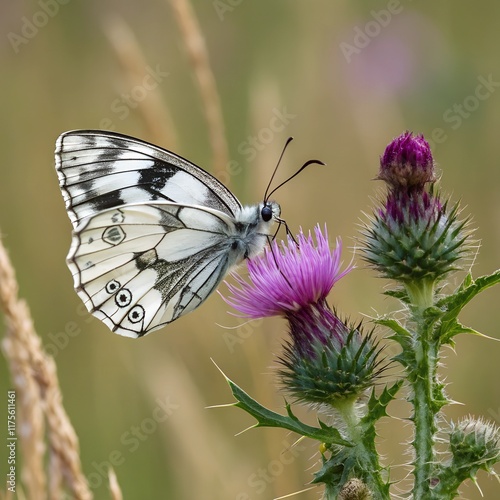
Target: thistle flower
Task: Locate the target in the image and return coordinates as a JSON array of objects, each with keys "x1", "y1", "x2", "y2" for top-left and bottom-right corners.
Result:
[
  {"x1": 362, "y1": 132, "x2": 469, "y2": 295},
  {"x1": 377, "y1": 131, "x2": 435, "y2": 189},
  {"x1": 224, "y1": 225, "x2": 350, "y2": 319},
  {"x1": 224, "y1": 226, "x2": 383, "y2": 407}
]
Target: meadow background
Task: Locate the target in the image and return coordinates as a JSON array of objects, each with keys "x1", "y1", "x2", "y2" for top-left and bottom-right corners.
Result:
[{"x1": 1, "y1": 1, "x2": 499, "y2": 499}]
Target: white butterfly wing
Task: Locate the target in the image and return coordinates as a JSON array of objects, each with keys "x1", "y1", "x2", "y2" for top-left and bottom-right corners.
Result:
[
  {"x1": 69, "y1": 202, "x2": 245, "y2": 338},
  {"x1": 55, "y1": 130, "x2": 280, "y2": 337},
  {"x1": 55, "y1": 130, "x2": 242, "y2": 229}
]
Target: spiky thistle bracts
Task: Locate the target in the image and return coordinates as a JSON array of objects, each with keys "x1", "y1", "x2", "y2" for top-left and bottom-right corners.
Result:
[
  {"x1": 449, "y1": 417, "x2": 500, "y2": 476},
  {"x1": 278, "y1": 321, "x2": 385, "y2": 407}
]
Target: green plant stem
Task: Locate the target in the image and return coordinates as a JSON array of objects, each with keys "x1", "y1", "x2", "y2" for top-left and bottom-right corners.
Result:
[
  {"x1": 323, "y1": 400, "x2": 389, "y2": 500},
  {"x1": 411, "y1": 325, "x2": 438, "y2": 497},
  {"x1": 406, "y1": 280, "x2": 438, "y2": 499},
  {"x1": 335, "y1": 400, "x2": 364, "y2": 457}
]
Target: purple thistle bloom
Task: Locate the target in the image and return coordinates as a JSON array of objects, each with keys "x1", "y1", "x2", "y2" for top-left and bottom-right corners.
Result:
[
  {"x1": 378, "y1": 131, "x2": 435, "y2": 190},
  {"x1": 224, "y1": 225, "x2": 351, "y2": 319}
]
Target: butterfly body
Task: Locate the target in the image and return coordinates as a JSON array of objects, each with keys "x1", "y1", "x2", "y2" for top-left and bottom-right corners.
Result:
[{"x1": 55, "y1": 131, "x2": 280, "y2": 338}]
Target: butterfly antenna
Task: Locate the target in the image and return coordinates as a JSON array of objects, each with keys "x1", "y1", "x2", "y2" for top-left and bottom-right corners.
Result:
[
  {"x1": 263, "y1": 137, "x2": 294, "y2": 203},
  {"x1": 265, "y1": 159, "x2": 325, "y2": 202}
]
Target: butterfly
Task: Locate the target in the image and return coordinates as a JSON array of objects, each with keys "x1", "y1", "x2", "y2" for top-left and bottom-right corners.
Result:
[{"x1": 55, "y1": 130, "x2": 282, "y2": 338}]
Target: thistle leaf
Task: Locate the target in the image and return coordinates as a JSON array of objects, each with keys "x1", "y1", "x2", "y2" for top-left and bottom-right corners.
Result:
[
  {"x1": 376, "y1": 318, "x2": 411, "y2": 338},
  {"x1": 383, "y1": 288, "x2": 410, "y2": 303},
  {"x1": 364, "y1": 380, "x2": 404, "y2": 424},
  {"x1": 434, "y1": 270, "x2": 500, "y2": 344},
  {"x1": 222, "y1": 370, "x2": 351, "y2": 446}
]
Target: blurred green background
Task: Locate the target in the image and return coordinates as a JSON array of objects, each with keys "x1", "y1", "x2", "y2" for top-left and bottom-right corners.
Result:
[{"x1": 1, "y1": 1, "x2": 499, "y2": 499}]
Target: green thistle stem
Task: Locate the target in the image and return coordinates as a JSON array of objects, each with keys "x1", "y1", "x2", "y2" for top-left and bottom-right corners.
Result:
[
  {"x1": 336, "y1": 398, "x2": 361, "y2": 441},
  {"x1": 405, "y1": 278, "x2": 435, "y2": 309},
  {"x1": 323, "y1": 400, "x2": 389, "y2": 500},
  {"x1": 411, "y1": 324, "x2": 438, "y2": 497},
  {"x1": 406, "y1": 281, "x2": 439, "y2": 498}
]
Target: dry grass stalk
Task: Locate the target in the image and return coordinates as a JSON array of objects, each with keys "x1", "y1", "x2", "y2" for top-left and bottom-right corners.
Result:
[
  {"x1": 104, "y1": 16, "x2": 178, "y2": 149},
  {"x1": 0, "y1": 235, "x2": 92, "y2": 500},
  {"x1": 48, "y1": 452, "x2": 63, "y2": 500},
  {"x1": 168, "y1": 0, "x2": 229, "y2": 177},
  {"x1": 1, "y1": 239, "x2": 47, "y2": 499},
  {"x1": 108, "y1": 468, "x2": 123, "y2": 500}
]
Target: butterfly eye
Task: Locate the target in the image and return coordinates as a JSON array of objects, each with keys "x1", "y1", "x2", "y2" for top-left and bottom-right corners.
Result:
[{"x1": 261, "y1": 204, "x2": 273, "y2": 222}]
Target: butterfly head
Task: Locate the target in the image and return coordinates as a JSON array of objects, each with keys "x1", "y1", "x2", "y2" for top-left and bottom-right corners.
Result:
[{"x1": 260, "y1": 200, "x2": 281, "y2": 222}]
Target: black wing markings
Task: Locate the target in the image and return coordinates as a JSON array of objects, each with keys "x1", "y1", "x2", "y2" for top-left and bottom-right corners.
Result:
[
  {"x1": 68, "y1": 202, "x2": 239, "y2": 337},
  {"x1": 55, "y1": 130, "x2": 242, "y2": 227}
]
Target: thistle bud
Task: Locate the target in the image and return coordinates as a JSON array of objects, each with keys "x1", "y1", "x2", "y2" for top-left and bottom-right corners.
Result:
[
  {"x1": 432, "y1": 417, "x2": 500, "y2": 497},
  {"x1": 378, "y1": 131, "x2": 435, "y2": 190},
  {"x1": 339, "y1": 478, "x2": 373, "y2": 500},
  {"x1": 449, "y1": 417, "x2": 500, "y2": 475},
  {"x1": 362, "y1": 132, "x2": 470, "y2": 292}
]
